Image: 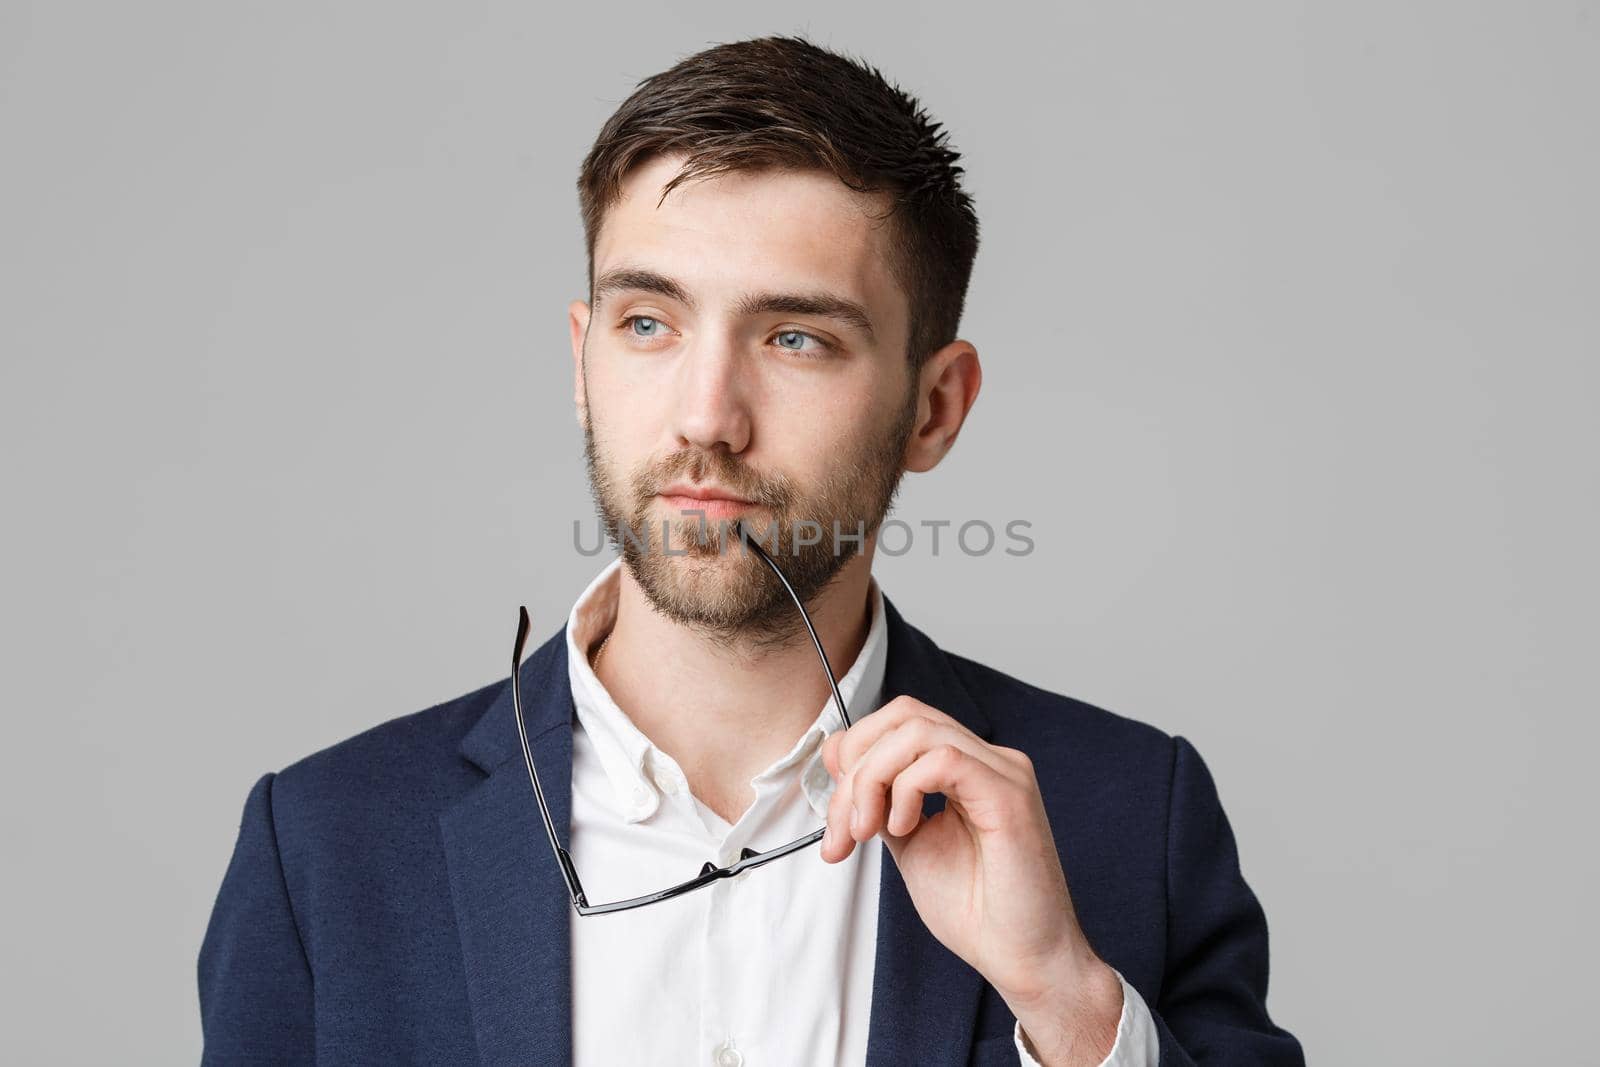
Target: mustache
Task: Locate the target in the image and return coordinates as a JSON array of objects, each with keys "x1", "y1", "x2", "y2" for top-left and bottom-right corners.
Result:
[{"x1": 633, "y1": 451, "x2": 790, "y2": 508}]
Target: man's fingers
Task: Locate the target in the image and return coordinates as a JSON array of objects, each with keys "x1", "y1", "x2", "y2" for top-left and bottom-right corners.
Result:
[{"x1": 848, "y1": 720, "x2": 1021, "y2": 843}]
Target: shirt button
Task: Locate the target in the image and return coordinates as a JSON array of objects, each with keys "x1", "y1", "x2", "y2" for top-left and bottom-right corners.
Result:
[
  {"x1": 631, "y1": 785, "x2": 652, "y2": 808},
  {"x1": 713, "y1": 1042, "x2": 743, "y2": 1067}
]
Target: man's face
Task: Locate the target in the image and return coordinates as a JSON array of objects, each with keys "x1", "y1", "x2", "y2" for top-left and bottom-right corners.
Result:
[{"x1": 570, "y1": 152, "x2": 919, "y2": 645}]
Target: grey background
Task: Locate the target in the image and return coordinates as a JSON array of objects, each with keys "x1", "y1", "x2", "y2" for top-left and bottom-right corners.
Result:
[{"x1": 3, "y1": 2, "x2": 1595, "y2": 1062}]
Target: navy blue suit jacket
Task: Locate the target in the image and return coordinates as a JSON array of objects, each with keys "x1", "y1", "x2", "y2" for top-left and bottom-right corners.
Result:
[{"x1": 198, "y1": 593, "x2": 1304, "y2": 1065}]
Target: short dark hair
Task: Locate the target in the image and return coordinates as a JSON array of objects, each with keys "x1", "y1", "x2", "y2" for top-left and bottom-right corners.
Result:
[{"x1": 576, "y1": 35, "x2": 980, "y2": 373}]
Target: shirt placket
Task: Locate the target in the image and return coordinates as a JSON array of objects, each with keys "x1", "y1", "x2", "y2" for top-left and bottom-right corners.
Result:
[{"x1": 699, "y1": 767, "x2": 812, "y2": 1067}]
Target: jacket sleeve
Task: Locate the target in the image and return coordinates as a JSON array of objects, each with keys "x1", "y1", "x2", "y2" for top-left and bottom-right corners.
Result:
[
  {"x1": 197, "y1": 771, "x2": 317, "y2": 1065},
  {"x1": 1151, "y1": 736, "x2": 1305, "y2": 1065}
]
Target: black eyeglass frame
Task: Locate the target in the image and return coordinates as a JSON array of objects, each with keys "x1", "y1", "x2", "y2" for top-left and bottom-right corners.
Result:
[{"x1": 510, "y1": 524, "x2": 855, "y2": 916}]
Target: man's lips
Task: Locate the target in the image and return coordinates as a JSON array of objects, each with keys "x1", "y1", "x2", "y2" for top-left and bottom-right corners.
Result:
[{"x1": 656, "y1": 491, "x2": 758, "y2": 521}]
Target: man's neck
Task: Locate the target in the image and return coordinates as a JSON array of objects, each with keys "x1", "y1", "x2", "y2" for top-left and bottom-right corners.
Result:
[{"x1": 595, "y1": 552, "x2": 876, "y2": 825}]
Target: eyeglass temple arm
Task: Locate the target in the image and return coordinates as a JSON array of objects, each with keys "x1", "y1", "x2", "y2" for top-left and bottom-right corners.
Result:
[
  {"x1": 511, "y1": 606, "x2": 591, "y2": 909},
  {"x1": 736, "y1": 522, "x2": 853, "y2": 731}
]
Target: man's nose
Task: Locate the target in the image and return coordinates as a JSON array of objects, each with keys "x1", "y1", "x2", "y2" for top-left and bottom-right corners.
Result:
[{"x1": 669, "y1": 331, "x2": 753, "y2": 455}]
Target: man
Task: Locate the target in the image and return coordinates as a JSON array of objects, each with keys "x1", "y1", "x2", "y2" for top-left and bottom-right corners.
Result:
[{"x1": 198, "y1": 35, "x2": 1303, "y2": 1066}]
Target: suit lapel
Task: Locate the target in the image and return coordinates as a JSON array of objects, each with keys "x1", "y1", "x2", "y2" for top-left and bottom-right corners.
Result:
[
  {"x1": 440, "y1": 623, "x2": 576, "y2": 1067},
  {"x1": 866, "y1": 594, "x2": 994, "y2": 1067}
]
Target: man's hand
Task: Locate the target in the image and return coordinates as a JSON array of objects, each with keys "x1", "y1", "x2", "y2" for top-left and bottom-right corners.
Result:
[{"x1": 819, "y1": 696, "x2": 1123, "y2": 1066}]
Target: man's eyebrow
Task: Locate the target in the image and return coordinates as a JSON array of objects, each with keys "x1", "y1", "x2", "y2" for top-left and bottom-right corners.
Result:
[
  {"x1": 592, "y1": 268, "x2": 695, "y2": 310},
  {"x1": 735, "y1": 291, "x2": 877, "y2": 342},
  {"x1": 593, "y1": 267, "x2": 877, "y2": 342}
]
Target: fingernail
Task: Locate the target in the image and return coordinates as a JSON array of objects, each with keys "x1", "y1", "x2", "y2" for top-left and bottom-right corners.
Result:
[{"x1": 850, "y1": 805, "x2": 860, "y2": 835}]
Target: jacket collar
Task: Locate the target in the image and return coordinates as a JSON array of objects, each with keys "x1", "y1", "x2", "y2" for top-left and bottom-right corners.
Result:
[{"x1": 440, "y1": 590, "x2": 992, "y2": 1066}]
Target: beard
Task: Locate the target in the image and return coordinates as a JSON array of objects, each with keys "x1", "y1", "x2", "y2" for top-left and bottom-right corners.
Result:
[{"x1": 581, "y1": 381, "x2": 919, "y2": 651}]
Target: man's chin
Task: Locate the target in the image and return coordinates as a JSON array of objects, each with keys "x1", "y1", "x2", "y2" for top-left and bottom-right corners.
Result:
[{"x1": 629, "y1": 550, "x2": 779, "y2": 633}]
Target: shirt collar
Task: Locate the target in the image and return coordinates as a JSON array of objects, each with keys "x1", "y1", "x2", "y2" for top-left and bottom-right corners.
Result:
[{"x1": 564, "y1": 556, "x2": 888, "y2": 823}]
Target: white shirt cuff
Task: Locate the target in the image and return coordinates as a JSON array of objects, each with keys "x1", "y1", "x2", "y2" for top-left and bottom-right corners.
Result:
[{"x1": 1013, "y1": 965, "x2": 1159, "y2": 1066}]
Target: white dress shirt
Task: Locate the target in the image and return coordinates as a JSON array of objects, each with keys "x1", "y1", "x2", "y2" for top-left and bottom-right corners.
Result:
[{"x1": 562, "y1": 558, "x2": 1157, "y2": 1065}]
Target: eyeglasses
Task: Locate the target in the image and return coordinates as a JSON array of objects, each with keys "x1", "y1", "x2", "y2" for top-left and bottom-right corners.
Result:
[{"x1": 510, "y1": 525, "x2": 855, "y2": 915}]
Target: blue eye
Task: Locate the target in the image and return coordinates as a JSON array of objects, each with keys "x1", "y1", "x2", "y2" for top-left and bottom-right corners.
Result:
[
  {"x1": 617, "y1": 315, "x2": 834, "y2": 357},
  {"x1": 772, "y1": 329, "x2": 834, "y2": 357}
]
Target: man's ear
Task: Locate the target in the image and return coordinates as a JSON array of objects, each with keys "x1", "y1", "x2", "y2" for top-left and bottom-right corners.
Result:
[
  {"x1": 569, "y1": 299, "x2": 591, "y2": 432},
  {"x1": 903, "y1": 339, "x2": 983, "y2": 474}
]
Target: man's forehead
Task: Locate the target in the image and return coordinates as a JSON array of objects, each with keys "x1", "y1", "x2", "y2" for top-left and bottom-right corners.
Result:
[
  {"x1": 593, "y1": 156, "x2": 903, "y2": 325},
  {"x1": 607, "y1": 152, "x2": 892, "y2": 239}
]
